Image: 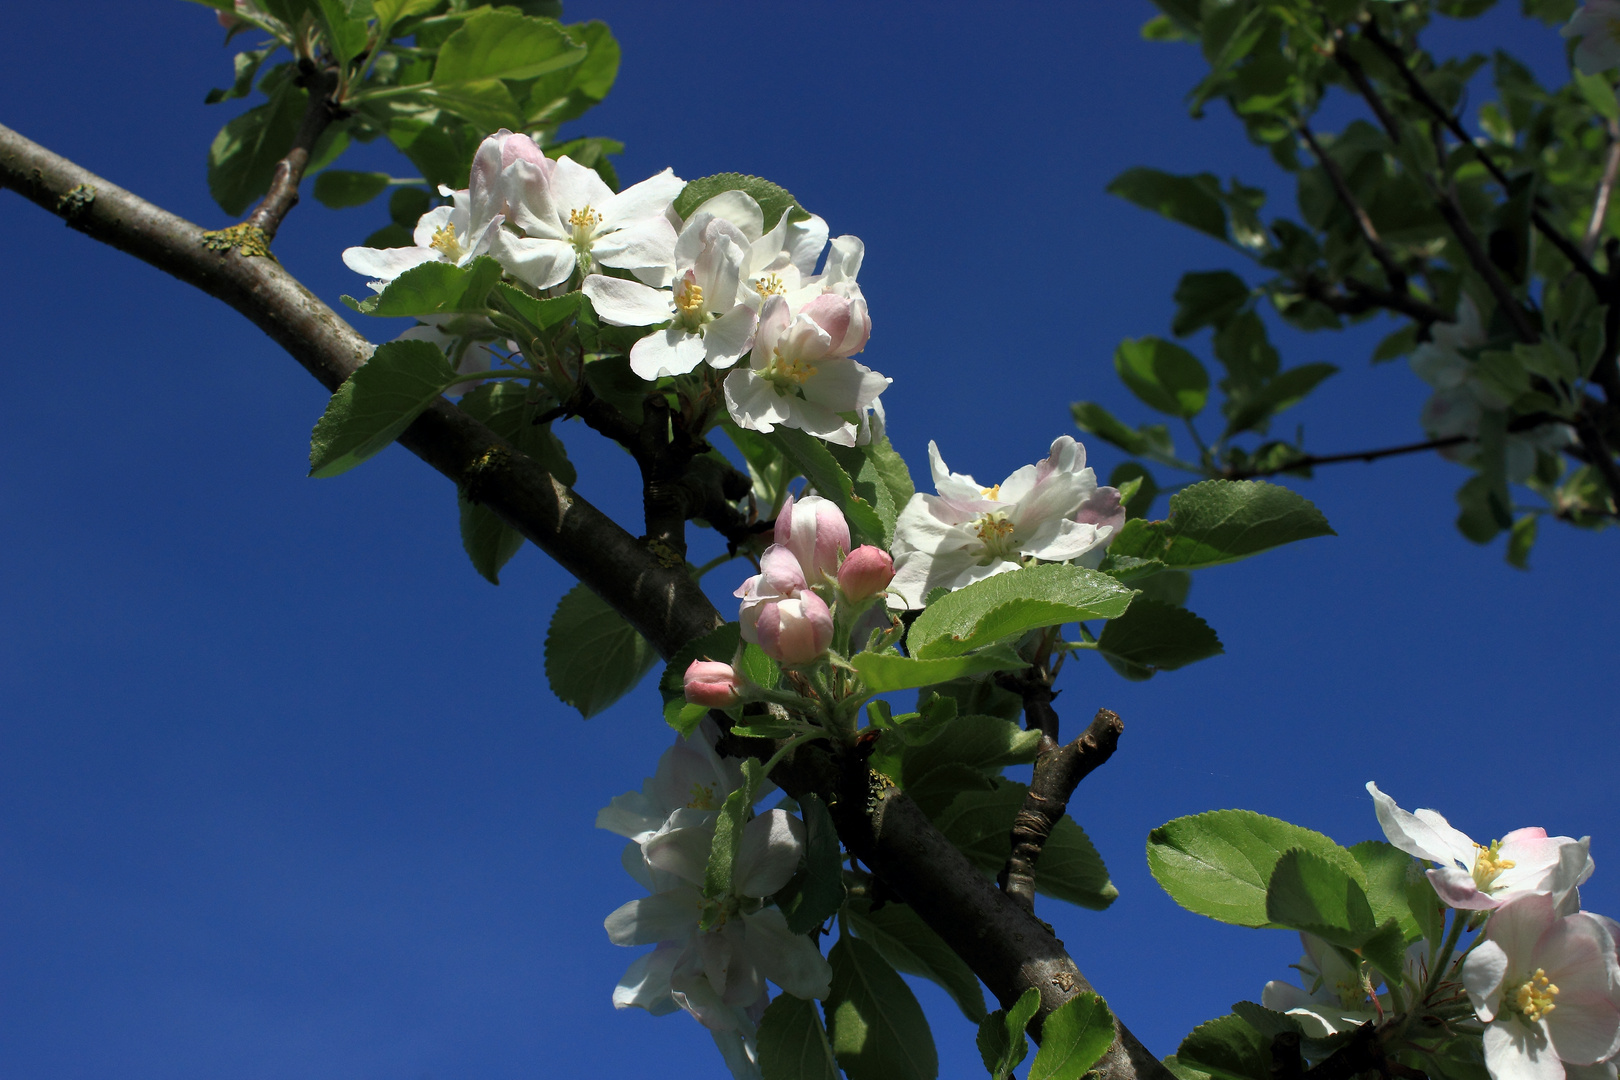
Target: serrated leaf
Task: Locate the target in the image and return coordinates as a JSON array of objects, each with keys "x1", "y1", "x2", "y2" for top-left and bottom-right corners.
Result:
[
  {"x1": 1176, "y1": 1014, "x2": 1270, "y2": 1080},
  {"x1": 1107, "y1": 480, "x2": 1334, "y2": 569},
  {"x1": 1096, "y1": 597, "x2": 1223, "y2": 680},
  {"x1": 826, "y1": 937, "x2": 938, "y2": 1080},
  {"x1": 313, "y1": 169, "x2": 391, "y2": 209},
  {"x1": 458, "y1": 490, "x2": 524, "y2": 583},
  {"x1": 935, "y1": 780, "x2": 1116, "y2": 910},
  {"x1": 432, "y1": 10, "x2": 585, "y2": 84},
  {"x1": 1030, "y1": 992, "x2": 1115, "y2": 1080},
  {"x1": 704, "y1": 758, "x2": 762, "y2": 906},
  {"x1": 908, "y1": 564, "x2": 1134, "y2": 659},
  {"x1": 208, "y1": 74, "x2": 305, "y2": 216},
  {"x1": 543, "y1": 582, "x2": 658, "y2": 718},
  {"x1": 897, "y1": 713, "x2": 1041, "y2": 786},
  {"x1": 1072, "y1": 401, "x2": 1177, "y2": 460},
  {"x1": 1115, "y1": 337, "x2": 1210, "y2": 418},
  {"x1": 759, "y1": 993, "x2": 840, "y2": 1080},
  {"x1": 851, "y1": 646, "x2": 1029, "y2": 694},
  {"x1": 778, "y1": 794, "x2": 845, "y2": 934},
  {"x1": 844, "y1": 895, "x2": 986, "y2": 1023},
  {"x1": 1147, "y1": 809, "x2": 1363, "y2": 927},
  {"x1": 765, "y1": 428, "x2": 888, "y2": 547},
  {"x1": 978, "y1": 988, "x2": 1040, "y2": 1080},
  {"x1": 674, "y1": 172, "x2": 808, "y2": 229},
  {"x1": 309, "y1": 338, "x2": 455, "y2": 477},
  {"x1": 1107, "y1": 167, "x2": 1229, "y2": 243},
  {"x1": 1265, "y1": 848, "x2": 1376, "y2": 942},
  {"x1": 367, "y1": 256, "x2": 504, "y2": 317},
  {"x1": 1347, "y1": 840, "x2": 1422, "y2": 946}
]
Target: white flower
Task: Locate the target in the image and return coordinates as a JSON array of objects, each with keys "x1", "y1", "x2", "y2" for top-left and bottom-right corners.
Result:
[
  {"x1": 1462, "y1": 894, "x2": 1620, "y2": 1080},
  {"x1": 1367, "y1": 783, "x2": 1593, "y2": 912},
  {"x1": 595, "y1": 719, "x2": 747, "y2": 845},
  {"x1": 492, "y1": 156, "x2": 682, "y2": 290},
  {"x1": 1564, "y1": 3, "x2": 1620, "y2": 76},
  {"x1": 722, "y1": 293, "x2": 888, "y2": 446},
  {"x1": 1262, "y1": 932, "x2": 1381, "y2": 1038},
  {"x1": 340, "y1": 182, "x2": 505, "y2": 291},
  {"x1": 887, "y1": 436, "x2": 1120, "y2": 609}
]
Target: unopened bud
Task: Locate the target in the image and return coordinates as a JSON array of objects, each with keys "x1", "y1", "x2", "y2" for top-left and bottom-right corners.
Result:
[
  {"x1": 756, "y1": 591, "x2": 834, "y2": 666},
  {"x1": 775, "y1": 494, "x2": 850, "y2": 583},
  {"x1": 683, "y1": 660, "x2": 744, "y2": 708},
  {"x1": 837, "y1": 545, "x2": 894, "y2": 602}
]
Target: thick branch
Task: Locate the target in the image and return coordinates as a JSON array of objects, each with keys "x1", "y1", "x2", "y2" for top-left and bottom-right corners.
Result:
[
  {"x1": 1001, "y1": 708, "x2": 1123, "y2": 912},
  {"x1": 245, "y1": 61, "x2": 340, "y2": 242},
  {"x1": 0, "y1": 120, "x2": 720, "y2": 658},
  {"x1": 4, "y1": 119, "x2": 1174, "y2": 1080}
]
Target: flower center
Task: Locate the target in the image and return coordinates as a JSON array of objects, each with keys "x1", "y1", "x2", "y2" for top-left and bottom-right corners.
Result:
[
  {"x1": 763, "y1": 346, "x2": 818, "y2": 392},
  {"x1": 699, "y1": 893, "x2": 741, "y2": 931},
  {"x1": 1472, "y1": 839, "x2": 1517, "y2": 890},
  {"x1": 981, "y1": 484, "x2": 1001, "y2": 500},
  {"x1": 972, "y1": 510, "x2": 1017, "y2": 559},
  {"x1": 568, "y1": 205, "x2": 603, "y2": 240},
  {"x1": 1331, "y1": 974, "x2": 1366, "y2": 1010},
  {"x1": 686, "y1": 781, "x2": 718, "y2": 810},
  {"x1": 754, "y1": 273, "x2": 786, "y2": 297},
  {"x1": 1508, "y1": 968, "x2": 1559, "y2": 1023},
  {"x1": 429, "y1": 223, "x2": 465, "y2": 261}
]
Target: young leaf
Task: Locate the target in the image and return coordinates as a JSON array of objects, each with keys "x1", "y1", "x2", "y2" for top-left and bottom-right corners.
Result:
[
  {"x1": 1172, "y1": 270, "x2": 1250, "y2": 336},
  {"x1": 1146, "y1": 809, "x2": 1363, "y2": 927},
  {"x1": 1029, "y1": 992, "x2": 1115, "y2": 1080},
  {"x1": 778, "y1": 794, "x2": 846, "y2": 934},
  {"x1": 758, "y1": 992, "x2": 841, "y2": 1080},
  {"x1": 977, "y1": 988, "x2": 1040, "y2": 1080},
  {"x1": 1347, "y1": 840, "x2": 1423, "y2": 944},
  {"x1": 826, "y1": 936, "x2": 939, "y2": 1080},
  {"x1": 313, "y1": 169, "x2": 391, "y2": 209},
  {"x1": 1071, "y1": 401, "x2": 1178, "y2": 461},
  {"x1": 1095, "y1": 598, "x2": 1223, "y2": 680},
  {"x1": 367, "y1": 256, "x2": 505, "y2": 318},
  {"x1": 704, "y1": 758, "x2": 763, "y2": 905},
  {"x1": 1107, "y1": 167, "x2": 1230, "y2": 243},
  {"x1": 543, "y1": 582, "x2": 658, "y2": 718},
  {"x1": 431, "y1": 10, "x2": 586, "y2": 84},
  {"x1": 1107, "y1": 480, "x2": 1334, "y2": 569},
  {"x1": 309, "y1": 338, "x2": 456, "y2": 478},
  {"x1": 1115, "y1": 336, "x2": 1211, "y2": 418},
  {"x1": 897, "y1": 713, "x2": 1042, "y2": 785},
  {"x1": 208, "y1": 74, "x2": 305, "y2": 216},
  {"x1": 673, "y1": 172, "x2": 808, "y2": 228},
  {"x1": 907, "y1": 563, "x2": 1134, "y2": 659},
  {"x1": 1265, "y1": 848, "x2": 1377, "y2": 944},
  {"x1": 844, "y1": 896, "x2": 987, "y2": 1024},
  {"x1": 850, "y1": 646, "x2": 1029, "y2": 693},
  {"x1": 1176, "y1": 1014, "x2": 1271, "y2": 1080},
  {"x1": 458, "y1": 490, "x2": 525, "y2": 584}
]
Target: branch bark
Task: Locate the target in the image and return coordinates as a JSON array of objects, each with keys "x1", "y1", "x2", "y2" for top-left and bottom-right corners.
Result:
[
  {"x1": 1222, "y1": 434, "x2": 1471, "y2": 479},
  {"x1": 243, "y1": 60, "x2": 342, "y2": 242},
  {"x1": 1298, "y1": 121, "x2": 1408, "y2": 295},
  {"x1": 0, "y1": 119, "x2": 1175, "y2": 1080}
]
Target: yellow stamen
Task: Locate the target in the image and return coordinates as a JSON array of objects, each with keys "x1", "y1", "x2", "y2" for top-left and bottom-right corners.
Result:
[
  {"x1": 754, "y1": 273, "x2": 786, "y2": 297},
  {"x1": 429, "y1": 224, "x2": 464, "y2": 261},
  {"x1": 675, "y1": 280, "x2": 705, "y2": 315},
  {"x1": 764, "y1": 347, "x2": 818, "y2": 387},
  {"x1": 973, "y1": 511, "x2": 1015, "y2": 546},
  {"x1": 981, "y1": 484, "x2": 1002, "y2": 500},
  {"x1": 568, "y1": 206, "x2": 603, "y2": 233},
  {"x1": 1510, "y1": 969, "x2": 1559, "y2": 1023},
  {"x1": 1473, "y1": 839, "x2": 1517, "y2": 891},
  {"x1": 687, "y1": 781, "x2": 718, "y2": 810}
]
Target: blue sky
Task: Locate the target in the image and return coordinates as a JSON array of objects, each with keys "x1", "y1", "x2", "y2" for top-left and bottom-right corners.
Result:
[{"x1": 2, "y1": 3, "x2": 1616, "y2": 1079}]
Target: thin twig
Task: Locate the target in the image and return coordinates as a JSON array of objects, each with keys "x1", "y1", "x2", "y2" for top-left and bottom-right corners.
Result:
[
  {"x1": 1431, "y1": 177, "x2": 1540, "y2": 343},
  {"x1": 1299, "y1": 121, "x2": 1408, "y2": 292},
  {"x1": 1583, "y1": 120, "x2": 1620, "y2": 258},
  {"x1": 1300, "y1": 275, "x2": 1454, "y2": 326},
  {"x1": 1329, "y1": 28, "x2": 1401, "y2": 144},
  {"x1": 1224, "y1": 435, "x2": 1471, "y2": 479},
  {"x1": 243, "y1": 61, "x2": 341, "y2": 242}
]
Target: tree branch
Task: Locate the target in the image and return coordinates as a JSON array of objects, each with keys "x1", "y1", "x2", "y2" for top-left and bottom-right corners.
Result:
[
  {"x1": 1298, "y1": 121, "x2": 1407, "y2": 294},
  {"x1": 1299, "y1": 274, "x2": 1453, "y2": 327},
  {"x1": 1583, "y1": 120, "x2": 1620, "y2": 258},
  {"x1": 1, "y1": 119, "x2": 1174, "y2": 1080},
  {"x1": 245, "y1": 60, "x2": 341, "y2": 242},
  {"x1": 1430, "y1": 178, "x2": 1540, "y2": 344},
  {"x1": 1223, "y1": 434, "x2": 1471, "y2": 479}
]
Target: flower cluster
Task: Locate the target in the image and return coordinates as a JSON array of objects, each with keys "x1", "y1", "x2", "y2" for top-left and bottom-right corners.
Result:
[
  {"x1": 1264, "y1": 784, "x2": 1620, "y2": 1080},
  {"x1": 341, "y1": 129, "x2": 890, "y2": 443},
  {"x1": 887, "y1": 436, "x2": 1124, "y2": 608},
  {"x1": 597, "y1": 721, "x2": 831, "y2": 1078}
]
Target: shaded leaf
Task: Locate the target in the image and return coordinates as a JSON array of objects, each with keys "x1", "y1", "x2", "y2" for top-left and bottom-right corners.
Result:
[
  {"x1": 1108, "y1": 480, "x2": 1334, "y2": 570},
  {"x1": 826, "y1": 937, "x2": 938, "y2": 1080},
  {"x1": 844, "y1": 895, "x2": 987, "y2": 1024},
  {"x1": 543, "y1": 582, "x2": 658, "y2": 718},
  {"x1": 759, "y1": 993, "x2": 840, "y2": 1080},
  {"x1": 309, "y1": 338, "x2": 455, "y2": 478},
  {"x1": 1096, "y1": 598, "x2": 1223, "y2": 680},
  {"x1": 1030, "y1": 992, "x2": 1115, "y2": 1080},
  {"x1": 851, "y1": 646, "x2": 1029, "y2": 693}
]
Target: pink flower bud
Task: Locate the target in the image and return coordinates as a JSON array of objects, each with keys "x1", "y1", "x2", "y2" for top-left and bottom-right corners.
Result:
[
  {"x1": 684, "y1": 661, "x2": 744, "y2": 708},
  {"x1": 755, "y1": 591, "x2": 834, "y2": 666},
  {"x1": 217, "y1": 10, "x2": 242, "y2": 28},
  {"x1": 802, "y1": 293, "x2": 871, "y2": 357},
  {"x1": 735, "y1": 545, "x2": 809, "y2": 644},
  {"x1": 837, "y1": 545, "x2": 895, "y2": 602},
  {"x1": 775, "y1": 494, "x2": 850, "y2": 583}
]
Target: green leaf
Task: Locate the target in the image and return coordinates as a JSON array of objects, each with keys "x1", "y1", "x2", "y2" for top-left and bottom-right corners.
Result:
[
  {"x1": 432, "y1": 10, "x2": 585, "y2": 84},
  {"x1": 458, "y1": 490, "x2": 525, "y2": 584},
  {"x1": 1095, "y1": 598, "x2": 1223, "y2": 680},
  {"x1": 454, "y1": 381, "x2": 573, "y2": 582},
  {"x1": 309, "y1": 338, "x2": 455, "y2": 478},
  {"x1": 1223, "y1": 363, "x2": 1338, "y2": 437},
  {"x1": 851, "y1": 646, "x2": 1029, "y2": 693},
  {"x1": 313, "y1": 0, "x2": 371, "y2": 66},
  {"x1": 523, "y1": 19, "x2": 621, "y2": 127},
  {"x1": 1110, "y1": 462, "x2": 1161, "y2": 520},
  {"x1": 1176, "y1": 1014, "x2": 1270, "y2": 1080},
  {"x1": 1115, "y1": 337, "x2": 1211, "y2": 418},
  {"x1": 362, "y1": 256, "x2": 505, "y2": 317},
  {"x1": 1173, "y1": 271, "x2": 1250, "y2": 336},
  {"x1": 897, "y1": 713, "x2": 1042, "y2": 786},
  {"x1": 1372, "y1": 325, "x2": 1420, "y2": 364},
  {"x1": 1146, "y1": 809, "x2": 1363, "y2": 927},
  {"x1": 1071, "y1": 401, "x2": 1178, "y2": 461},
  {"x1": 208, "y1": 74, "x2": 305, "y2": 216},
  {"x1": 1347, "y1": 841, "x2": 1423, "y2": 946},
  {"x1": 705, "y1": 758, "x2": 763, "y2": 907},
  {"x1": 1107, "y1": 480, "x2": 1334, "y2": 570},
  {"x1": 764, "y1": 428, "x2": 888, "y2": 547},
  {"x1": 918, "y1": 676, "x2": 1024, "y2": 724},
  {"x1": 674, "y1": 173, "x2": 808, "y2": 228},
  {"x1": 1507, "y1": 514, "x2": 1537, "y2": 570},
  {"x1": 1265, "y1": 848, "x2": 1376, "y2": 943},
  {"x1": 759, "y1": 993, "x2": 841, "y2": 1080},
  {"x1": 826, "y1": 936, "x2": 938, "y2": 1080},
  {"x1": 1107, "y1": 167, "x2": 1229, "y2": 243},
  {"x1": 977, "y1": 988, "x2": 1040, "y2": 1080},
  {"x1": 1029, "y1": 992, "x2": 1115, "y2": 1080},
  {"x1": 935, "y1": 780, "x2": 1117, "y2": 910},
  {"x1": 1575, "y1": 69, "x2": 1620, "y2": 122},
  {"x1": 205, "y1": 46, "x2": 276, "y2": 105},
  {"x1": 908, "y1": 564, "x2": 1134, "y2": 659},
  {"x1": 902, "y1": 763, "x2": 995, "y2": 819},
  {"x1": 373, "y1": 0, "x2": 440, "y2": 26},
  {"x1": 844, "y1": 896, "x2": 986, "y2": 1024},
  {"x1": 313, "y1": 169, "x2": 391, "y2": 209},
  {"x1": 390, "y1": 186, "x2": 434, "y2": 229},
  {"x1": 779, "y1": 794, "x2": 846, "y2": 934},
  {"x1": 498, "y1": 283, "x2": 585, "y2": 332},
  {"x1": 543, "y1": 583, "x2": 658, "y2": 718}
]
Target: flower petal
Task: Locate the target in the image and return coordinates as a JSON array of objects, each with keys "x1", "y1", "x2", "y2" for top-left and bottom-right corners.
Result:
[
  {"x1": 742, "y1": 907, "x2": 832, "y2": 999},
  {"x1": 1484, "y1": 1018, "x2": 1565, "y2": 1080},
  {"x1": 1366, "y1": 782, "x2": 1477, "y2": 866},
  {"x1": 734, "y1": 809, "x2": 806, "y2": 898},
  {"x1": 630, "y1": 327, "x2": 706, "y2": 380},
  {"x1": 613, "y1": 942, "x2": 682, "y2": 1015},
  {"x1": 1464, "y1": 939, "x2": 1510, "y2": 1021},
  {"x1": 604, "y1": 888, "x2": 702, "y2": 946},
  {"x1": 583, "y1": 275, "x2": 674, "y2": 327}
]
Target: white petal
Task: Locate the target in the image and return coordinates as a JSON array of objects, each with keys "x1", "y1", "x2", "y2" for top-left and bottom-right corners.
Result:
[
  {"x1": 604, "y1": 888, "x2": 702, "y2": 946},
  {"x1": 1464, "y1": 940, "x2": 1510, "y2": 1021},
  {"x1": 342, "y1": 244, "x2": 440, "y2": 283},
  {"x1": 785, "y1": 214, "x2": 829, "y2": 278},
  {"x1": 742, "y1": 907, "x2": 832, "y2": 999},
  {"x1": 703, "y1": 306, "x2": 758, "y2": 368},
  {"x1": 644, "y1": 824, "x2": 715, "y2": 887},
  {"x1": 595, "y1": 216, "x2": 679, "y2": 275},
  {"x1": 613, "y1": 943, "x2": 682, "y2": 1015},
  {"x1": 410, "y1": 204, "x2": 456, "y2": 249},
  {"x1": 630, "y1": 328, "x2": 707, "y2": 380},
  {"x1": 1484, "y1": 1019, "x2": 1565, "y2": 1080},
  {"x1": 583, "y1": 275, "x2": 674, "y2": 327},
  {"x1": 734, "y1": 810, "x2": 805, "y2": 898},
  {"x1": 1366, "y1": 782, "x2": 1476, "y2": 866},
  {"x1": 549, "y1": 155, "x2": 615, "y2": 216},
  {"x1": 490, "y1": 232, "x2": 574, "y2": 290},
  {"x1": 600, "y1": 167, "x2": 685, "y2": 231},
  {"x1": 691, "y1": 190, "x2": 765, "y2": 242}
]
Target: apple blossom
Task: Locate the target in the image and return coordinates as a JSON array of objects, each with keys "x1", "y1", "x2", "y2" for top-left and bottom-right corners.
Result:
[
  {"x1": 723, "y1": 293, "x2": 888, "y2": 446},
  {"x1": 735, "y1": 545, "x2": 810, "y2": 644},
  {"x1": 684, "y1": 661, "x2": 744, "y2": 708},
  {"x1": 1367, "y1": 783, "x2": 1594, "y2": 911},
  {"x1": 1462, "y1": 893, "x2": 1620, "y2": 1080},
  {"x1": 837, "y1": 545, "x2": 895, "y2": 603},
  {"x1": 490, "y1": 154, "x2": 682, "y2": 290},
  {"x1": 1262, "y1": 932, "x2": 1381, "y2": 1038},
  {"x1": 596, "y1": 719, "x2": 747, "y2": 844},
  {"x1": 341, "y1": 178, "x2": 505, "y2": 290},
  {"x1": 774, "y1": 493, "x2": 850, "y2": 585},
  {"x1": 1564, "y1": 3, "x2": 1620, "y2": 75},
  {"x1": 754, "y1": 590, "x2": 835, "y2": 666},
  {"x1": 888, "y1": 436, "x2": 1122, "y2": 608}
]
